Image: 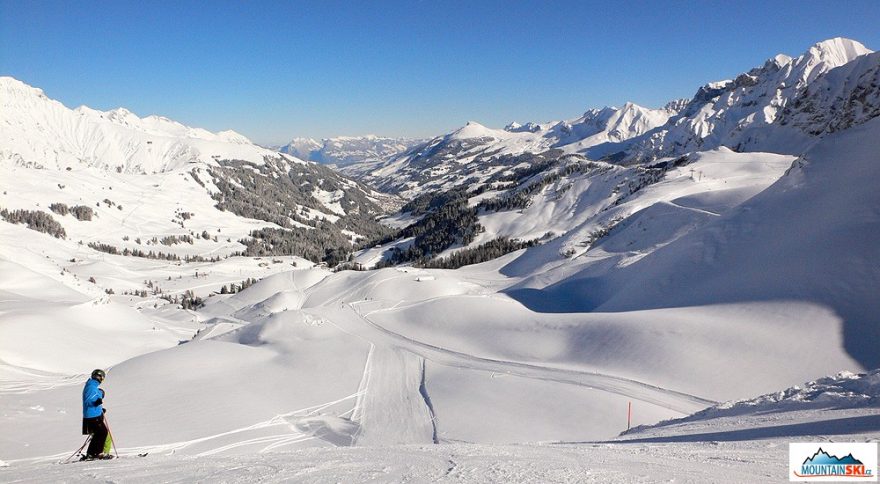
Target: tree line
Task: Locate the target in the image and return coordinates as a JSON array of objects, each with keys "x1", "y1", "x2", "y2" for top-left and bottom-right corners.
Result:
[{"x1": 0, "y1": 207, "x2": 67, "y2": 239}]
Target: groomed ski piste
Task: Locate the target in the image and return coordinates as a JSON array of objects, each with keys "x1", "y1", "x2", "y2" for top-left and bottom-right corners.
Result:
[{"x1": 3, "y1": 372, "x2": 879, "y2": 482}]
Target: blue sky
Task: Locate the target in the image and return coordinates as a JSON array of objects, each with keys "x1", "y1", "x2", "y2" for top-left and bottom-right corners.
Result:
[{"x1": 2, "y1": 1, "x2": 879, "y2": 144}]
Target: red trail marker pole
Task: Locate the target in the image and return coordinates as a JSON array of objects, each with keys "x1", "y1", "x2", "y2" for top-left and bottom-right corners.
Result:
[{"x1": 627, "y1": 401, "x2": 632, "y2": 430}]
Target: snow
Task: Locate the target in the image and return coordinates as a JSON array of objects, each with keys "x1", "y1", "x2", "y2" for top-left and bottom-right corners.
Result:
[
  {"x1": 471, "y1": 148, "x2": 795, "y2": 257},
  {"x1": 568, "y1": 117, "x2": 880, "y2": 368},
  {"x1": 449, "y1": 121, "x2": 511, "y2": 141},
  {"x1": 0, "y1": 441, "x2": 804, "y2": 482}
]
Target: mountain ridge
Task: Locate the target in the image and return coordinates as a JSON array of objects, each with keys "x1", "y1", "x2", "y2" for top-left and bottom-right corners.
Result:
[{"x1": 0, "y1": 76, "x2": 290, "y2": 173}]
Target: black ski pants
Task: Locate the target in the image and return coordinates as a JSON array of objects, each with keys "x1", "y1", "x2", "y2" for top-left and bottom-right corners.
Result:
[{"x1": 82, "y1": 416, "x2": 108, "y2": 456}]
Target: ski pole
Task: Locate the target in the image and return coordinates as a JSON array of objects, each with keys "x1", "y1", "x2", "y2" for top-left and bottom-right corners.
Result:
[
  {"x1": 63, "y1": 435, "x2": 91, "y2": 463},
  {"x1": 104, "y1": 414, "x2": 120, "y2": 458}
]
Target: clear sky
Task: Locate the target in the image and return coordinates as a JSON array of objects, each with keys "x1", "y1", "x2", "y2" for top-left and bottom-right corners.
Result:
[{"x1": 2, "y1": 1, "x2": 879, "y2": 145}]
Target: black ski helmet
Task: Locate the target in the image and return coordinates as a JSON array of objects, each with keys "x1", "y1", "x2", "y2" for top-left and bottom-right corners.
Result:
[{"x1": 91, "y1": 369, "x2": 106, "y2": 380}]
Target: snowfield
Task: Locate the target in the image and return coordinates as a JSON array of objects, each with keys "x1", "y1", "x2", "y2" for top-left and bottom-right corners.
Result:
[{"x1": 2, "y1": 372, "x2": 877, "y2": 482}]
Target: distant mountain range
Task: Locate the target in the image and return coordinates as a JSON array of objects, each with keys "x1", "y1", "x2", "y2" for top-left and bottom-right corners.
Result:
[
  {"x1": 343, "y1": 38, "x2": 876, "y2": 199},
  {"x1": 274, "y1": 135, "x2": 426, "y2": 168},
  {"x1": 340, "y1": 101, "x2": 686, "y2": 198}
]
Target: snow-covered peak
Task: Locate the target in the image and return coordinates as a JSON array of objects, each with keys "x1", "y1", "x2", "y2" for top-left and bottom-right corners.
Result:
[
  {"x1": 449, "y1": 121, "x2": 507, "y2": 140},
  {"x1": 779, "y1": 51, "x2": 880, "y2": 135},
  {"x1": 216, "y1": 130, "x2": 253, "y2": 144},
  {"x1": 599, "y1": 103, "x2": 673, "y2": 141},
  {"x1": 807, "y1": 37, "x2": 872, "y2": 65},
  {"x1": 0, "y1": 76, "x2": 48, "y2": 100},
  {"x1": 772, "y1": 54, "x2": 792, "y2": 67},
  {"x1": 104, "y1": 107, "x2": 141, "y2": 126},
  {"x1": 788, "y1": 37, "x2": 873, "y2": 88},
  {"x1": 275, "y1": 137, "x2": 321, "y2": 160},
  {"x1": 553, "y1": 102, "x2": 676, "y2": 147}
]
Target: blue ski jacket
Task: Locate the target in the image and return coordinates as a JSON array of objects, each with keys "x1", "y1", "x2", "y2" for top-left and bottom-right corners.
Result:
[{"x1": 82, "y1": 378, "x2": 104, "y2": 418}]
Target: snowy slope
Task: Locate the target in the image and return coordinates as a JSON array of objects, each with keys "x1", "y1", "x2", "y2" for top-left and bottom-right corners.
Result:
[
  {"x1": 619, "y1": 370, "x2": 880, "y2": 442},
  {"x1": 357, "y1": 146, "x2": 797, "y2": 272},
  {"x1": 474, "y1": 148, "x2": 795, "y2": 256},
  {"x1": 517, "y1": 117, "x2": 880, "y2": 369},
  {"x1": 0, "y1": 77, "x2": 285, "y2": 173}
]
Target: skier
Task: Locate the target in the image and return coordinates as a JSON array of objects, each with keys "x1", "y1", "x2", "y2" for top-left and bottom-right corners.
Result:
[{"x1": 81, "y1": 368, "x2": 113, "y2": 460}]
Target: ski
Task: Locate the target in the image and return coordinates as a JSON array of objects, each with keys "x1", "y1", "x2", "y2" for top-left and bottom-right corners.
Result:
[{"x1": 61, "y1": 453, "x2": 148, "y2": 464}]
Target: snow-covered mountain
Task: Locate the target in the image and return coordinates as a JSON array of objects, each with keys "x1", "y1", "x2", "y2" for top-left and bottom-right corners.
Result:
[
  {"x1": 0, "y1": 77, "x2": 283, "y2": 173},
  {"x1": 0, "y1": 76, "x2": 400, "y2": 266},
  {"x1": 277, "y1": 135, "x2": 424, "y2": 168},
  {"x1": 590, "y1": 38, "x2": 875, "y2": 162},
  {"x1": 274, "y1": 137, "x2": 323, "y2": 161},
  {"x1": 346, "y1": 102, "x2": 683, "y2": 198},
  {"x1": 778, "y1": 50, "x2": 880, "y2": 134}
]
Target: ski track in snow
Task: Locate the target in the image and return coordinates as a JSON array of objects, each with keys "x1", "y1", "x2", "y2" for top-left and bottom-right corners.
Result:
[
  {"x1": 343, "y1": 302, "x2": 717, "y2": 414},
  {"x1": 352, "y1": 346, "x2": 435, "y2": 446},
  {"x1": 660, "y1": 200, "x2": 720, "y2": 217},
  {"x1": 0, "y1": 364, "x2": 85, "y2": 395},
  {"x1": 6, "y1": 391, "x2": 368, "y2": 466}
]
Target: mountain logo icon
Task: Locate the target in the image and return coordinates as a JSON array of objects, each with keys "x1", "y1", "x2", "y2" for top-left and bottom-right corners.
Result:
[
  {"x1": 791, "y1": 444, "x2": 876, "y2": 480},
  {"x1": 803, "y1": 448, "x2": 864, "y2": 466}
]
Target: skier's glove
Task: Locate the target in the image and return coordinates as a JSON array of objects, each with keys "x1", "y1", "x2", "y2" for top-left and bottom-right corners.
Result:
[{"x1": 95, "y1": 398, "x2": 103, "y2": 405}]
